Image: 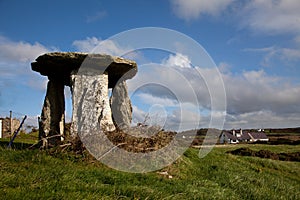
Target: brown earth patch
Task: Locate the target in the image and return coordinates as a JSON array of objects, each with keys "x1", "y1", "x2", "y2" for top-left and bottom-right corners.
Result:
[{"x1": 104, "y1": 127, "x2": 177, "y2": 153}]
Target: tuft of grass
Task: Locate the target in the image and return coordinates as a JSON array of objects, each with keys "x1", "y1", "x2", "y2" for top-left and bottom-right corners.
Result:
[{"x1": 0, "y1": 144, "x2": 299, "y2": 199}]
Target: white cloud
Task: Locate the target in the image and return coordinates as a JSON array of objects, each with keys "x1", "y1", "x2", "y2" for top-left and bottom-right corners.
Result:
[
  {"x1": 165, "y1": 108, "x2": 202, "y2": 131},
  {"x1": 72, "y1": 37, "x2": 101, "y2": 52},
  {"x1": 86, "y1": 11, "x2": 107, "y2": 23},
  {"x1": 0, "y1": 35, "x2": 56, "y2": 90},
  {"x1": 223, "y1": 68, "x2": 300, "y2": 116},
  {"x1": 244, "y1": 46, "x2": 300, "y2": 66},
  {"x1": 240, "y1": 0, "x2": 300, "y2": 35},
  {"x1": 128, "y1": 54, "x2": 212, "y2": 109},
  {"x1": 0, "y1": 36, "x2": 54, "y2": 110},
  {"x1": 0, "y1": 36, "x2": 56, "y2": 63},
  {"x1": 281, "y1": 48, "x2": 300, "y2": 61},
  {"x1": 295, "y1": 36, "x2": 300, "y2": 44},
  {"x1": 162, "y1": 53, "x2": 192, "y2": 68},
  {"x1": 132, "y1": 103, "x2": 203, "y2": 131},
  {"x1": 129, "y1": 52, "x2": 300, "y2": 129},
  {"x1": 170, "y1": 0, "x2": 234, "y2": 20},
  {"x1": 72, "y1": 37, "x2": 131, "y2": 56},
  {"x1": 132, "y1": 105, "x2": 147, "y2": 125},
  {"x1": 23, "y1": 115, "x2": 39, "y2": 129},
  {"x1": 170, "y1": 0, "x2": 300, "y2": 37},
  {"x1": 136, "y1": 93, "x2": 179, "y2": 107},
  {"x1": 225, "y1": 110, "x2": 300, "y2": 129}
]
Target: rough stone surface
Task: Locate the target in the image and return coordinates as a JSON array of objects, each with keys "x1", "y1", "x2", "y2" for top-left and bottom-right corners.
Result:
[
  {"x1": 31, "y1": 52, "x2": 137, "y2": 87},
  {"x1": 110, "y1": 80, "x2": 132, "y2": 130},
  {"x1": 71, "y1": 72, "x2": 115, "y2": 138},
  {"x1": 40, "y1": 80, "x2": 65, "y2": 145}
]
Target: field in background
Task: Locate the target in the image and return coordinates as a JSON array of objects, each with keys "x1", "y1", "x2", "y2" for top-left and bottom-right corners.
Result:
[{"x1": 0, "y1": 134, "x2": 299, "y2": 199}]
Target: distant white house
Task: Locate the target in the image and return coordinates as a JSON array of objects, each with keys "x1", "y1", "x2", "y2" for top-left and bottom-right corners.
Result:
[
  {"x1": 219, "y1": 129, "x2": 269, "y2": 144},
  {"x1": 220, "y1": 131, "x2": 239, "y2": 144},
  {"x1": 247, "y1": 132, "x2": 269, "y2": 142}
]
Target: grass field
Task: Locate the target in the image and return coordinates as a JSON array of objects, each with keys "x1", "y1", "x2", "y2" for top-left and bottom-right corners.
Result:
[{"x1": 0, "y1": 137, "x2": 299, "y2": 199}]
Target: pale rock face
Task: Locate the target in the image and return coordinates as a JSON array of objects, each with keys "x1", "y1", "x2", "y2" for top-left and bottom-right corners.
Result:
[
  {"x1": 71, "y1": 71, "x2": 115, "y2": 138},
  {"x1": 110, "y1": 80, "x2": 132, "y2": 130},
  {"x1": 40, "y1": 80, "x2": 65, "y2": 145}
]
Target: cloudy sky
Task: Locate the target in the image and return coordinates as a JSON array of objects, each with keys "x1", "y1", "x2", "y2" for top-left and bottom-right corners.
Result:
[{"x1": 0, "y1": 0, "x2": 300, "y2": 130}]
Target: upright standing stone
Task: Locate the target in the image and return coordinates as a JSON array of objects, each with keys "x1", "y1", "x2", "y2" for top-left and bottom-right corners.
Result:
[
  {"x1": 40, "y1": 80, "x2": 65, "y2": 146},
  {"x1": 71, "y1": 71, "x2": 115, "y2": 138},
  {"x1": 110, "y1": 80, "x2": 132, "y2": 130}
]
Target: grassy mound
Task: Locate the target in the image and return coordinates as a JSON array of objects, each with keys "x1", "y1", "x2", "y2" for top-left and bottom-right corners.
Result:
[{"x1": 0, "y1": 142, "x2": 300, "y2": 199}]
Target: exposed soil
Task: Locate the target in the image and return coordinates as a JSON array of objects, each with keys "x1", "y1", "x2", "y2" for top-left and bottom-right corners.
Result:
[
  {"x1": 227, "y1": 147, "x2": 300, "y2": 162},
  {"x1": 103, "y1": 127, "x2": 177, "y2": 153},
  {"x1": 47, "y1": 127, "x2": 177, "y2": 154}
]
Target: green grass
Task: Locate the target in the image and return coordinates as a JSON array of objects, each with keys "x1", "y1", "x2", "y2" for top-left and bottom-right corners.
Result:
[
  {"x1": 0, "y1": 131, "x2": 38, "y2": 147},
  {"x1": 0, "y1": 143, "x2": 299, "y2": 199}
]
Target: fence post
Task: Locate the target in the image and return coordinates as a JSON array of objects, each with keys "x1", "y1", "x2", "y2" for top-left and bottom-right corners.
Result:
[
  {"x1": 10, "y1": 110, "x2": 13, "y2": 140},
  {"x1": 0, "y1": 119, "x2": 2, "y2": 138},
  {"x1": 7, "y1": 115, "x2": 27, "y2": 148}
]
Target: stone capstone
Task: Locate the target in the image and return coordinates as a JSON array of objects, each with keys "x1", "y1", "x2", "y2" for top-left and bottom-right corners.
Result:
[{"x1": 31, "y1": 52, "x2": 137, "y2": 88}]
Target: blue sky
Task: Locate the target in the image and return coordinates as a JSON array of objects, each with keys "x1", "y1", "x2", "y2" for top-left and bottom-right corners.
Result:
[{"x1": 0, "y1": 0, "x2": 300, "y2": 130}]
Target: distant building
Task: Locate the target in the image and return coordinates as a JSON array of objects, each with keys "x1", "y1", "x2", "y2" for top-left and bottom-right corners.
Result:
[
  {"x1": 219, "y1": 129, "x2": 269, "y2": 144},
  {"x1": 220, "y1": 131, "x2": 239, "y2": 144},
  {"x1": 0, "y1": 117, "x2": 20, "y2": 138},
  {"x1": 247, "y1": 132, "x2": 269, "y2": 142}
]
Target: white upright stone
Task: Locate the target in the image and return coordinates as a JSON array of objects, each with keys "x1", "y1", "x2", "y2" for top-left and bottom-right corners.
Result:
[{"x1": 71, "y1": 71, "x2": 115, "y2": 138}]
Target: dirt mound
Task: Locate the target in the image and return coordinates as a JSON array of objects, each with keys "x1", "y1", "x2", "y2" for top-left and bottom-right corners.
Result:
[
  {"x1": 104, "y1": 127, "x2": 177, "y2": 153},
  {"x1": 36, "y1": 126, "x2": 183, "y2": 155},
  {"x1": 62, "y1": 126, "x2": 178, "y2": 154},
  {"x1": 227, "y1": 148, "x2": 300, "y2": 162}
]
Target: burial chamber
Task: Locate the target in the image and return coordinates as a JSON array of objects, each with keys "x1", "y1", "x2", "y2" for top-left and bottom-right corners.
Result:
[{"x1": 31, "y1": 52, "x2": 137, "y2": 146}]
